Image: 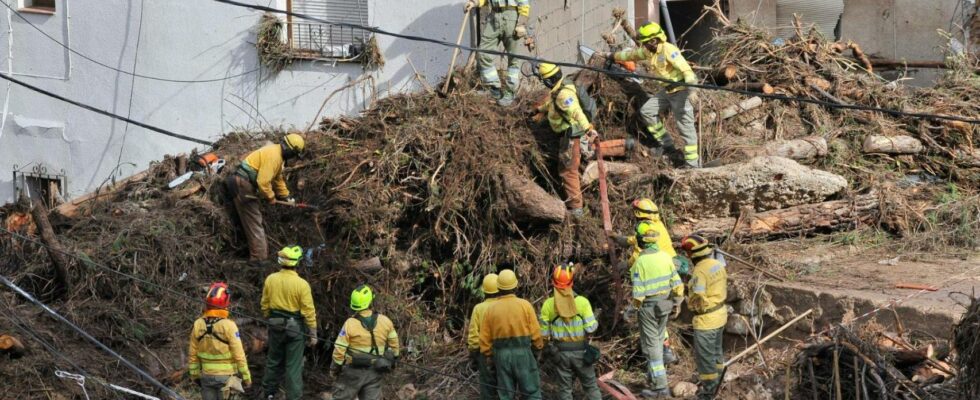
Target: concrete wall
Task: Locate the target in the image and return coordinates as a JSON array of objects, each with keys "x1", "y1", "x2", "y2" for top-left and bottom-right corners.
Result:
[{"x1": 0, "y1": 0, "x2": 632, "y2": 204}]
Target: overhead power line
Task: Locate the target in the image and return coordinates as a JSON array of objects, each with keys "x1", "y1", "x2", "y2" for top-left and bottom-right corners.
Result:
[
  {"x1": 0, "y1": 0, "x2": 258, "y2": 83},
  {"x1": 212, "y1": 0, "x2": 980, "y2": 125}
]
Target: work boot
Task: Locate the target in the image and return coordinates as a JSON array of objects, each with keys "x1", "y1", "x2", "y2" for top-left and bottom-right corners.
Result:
[
  {"x1": 664, "y1": 346, "x2": 678, "y2": 365},
  {"x1": 497, "y1": 90, "x2": 515, "y2": 106},
  {"x1": 679, "y1": 158, "x2": 702, "y2": 169},
  {"x1": 481, "y1": 86, "x2": 503, "y2": 101},
  {"x1": 641, "y1": 388, "x2": 671, "y2": 399}
]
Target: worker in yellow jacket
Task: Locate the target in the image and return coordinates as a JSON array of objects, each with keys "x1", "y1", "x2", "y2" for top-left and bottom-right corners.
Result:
[
  {"x1": 480, "y1": 269, "x2": 544, "y2": 400},
  {"x1": 330, "y1": 285, "x2": 400, "y2": 400},
  {"x1": 465, "y1": 0, "x2": 531, "y2": 106},
  {"x1": 539, "y1": 264, "x2": 600, "y2": 400},
  {"x1": 602, "y1": 23, "x2": 701, "y2": 168},
  {"x1": 188, "y1": 282, "x2": 251, "y2": 400},
  {"x1": 532, "y1": 63, "x2": 598, "y2": 218},
  {"x1": 260, "y1": 245, "x2": 317, "y2": 400},
  {"x1": 680, "y1": 235, "x2": 728, "y2": 399},
  {"x1": 225, "y1": 133, "x2": 305, "y2": 263},
  {"x1": 630, "y1": 224, "x2": 684, "y2": 398},
  {"x1": 468, "y1": 274, "x2": 500, "y2": 400}
]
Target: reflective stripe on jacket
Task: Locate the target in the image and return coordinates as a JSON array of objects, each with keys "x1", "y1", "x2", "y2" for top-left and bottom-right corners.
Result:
[
  {"x1": 630, "y1": 246, "x2": 684, "y2": 302},
  {"x1": 688, "y1": 258, "x2": 728, "y2": 330},
  {"x1": 332, "y1": 310, "x2": 400, "y2": 365},
  {"x1": 539, "y1": 295, "x2": 597, "y2": 342},
  {"x1": 537, "y1": 82, "x2": 592, "y2": 135},
  {"x1": 242, "y1": 143, "x2": 289, "y2": 201},
  {"x1": 260, "y1": 269, "x2": 317, "y2": 330},
  {"x1": 613, "y1": 43, "x2": 696, "y2": 89},
  {"x1": 187, "y1": 309, "x2": 250, "y2": 381},
  {"x1": 479, "y1": 294, "x2": 544, "y2": 356},
  {"x1": 467, "y1": 298, "x2": 498, "y2": 351}
]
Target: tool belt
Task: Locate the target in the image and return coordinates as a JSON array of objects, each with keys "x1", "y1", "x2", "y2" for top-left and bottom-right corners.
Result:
[
  {"x1": 236, "y1": 162, "x2": 258, "y2": 184},
  {"x1": 693, "y1": 303, "x2": 726, "y2": 316},
  {"x1": 268, "y1": 310, "x2": 304, "y2": 339},
  {"x1": 555, "y1": 341, "x2": 587, "y2": 351},
  {"x1": 492, "y1": 336, "x2": 532, "y2": 349},
  {"x1": 492, "y1": 6, "x2": 517, "y2": 12},
  {"x1": 641, "y1": 294, "x2": 671, "y2": 307}
]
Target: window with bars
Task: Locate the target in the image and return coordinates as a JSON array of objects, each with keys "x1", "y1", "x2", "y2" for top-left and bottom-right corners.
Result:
[
  {"x1": 20, "y1": 0, "x2": 56, "y2": 14},
  {"x1": 288, "y1": 0, "x2": 370, "y2": 60}
]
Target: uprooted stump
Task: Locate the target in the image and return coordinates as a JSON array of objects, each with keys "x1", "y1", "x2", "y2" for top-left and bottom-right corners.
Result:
[
  {"x1": 666, "y1": 156, "x2": 849, "y2": 218},
  {"x1": 500, "y1": 170, "x2": 565, "y2": 224}
]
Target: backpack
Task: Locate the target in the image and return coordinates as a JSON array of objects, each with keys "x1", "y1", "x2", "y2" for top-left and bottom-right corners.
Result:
[
  {"x1": 196, "y1": 317, "x2": 230, "y2": 345},
  {"x1": 551, "y1": 82, "x2": 597, "y2": 126}
]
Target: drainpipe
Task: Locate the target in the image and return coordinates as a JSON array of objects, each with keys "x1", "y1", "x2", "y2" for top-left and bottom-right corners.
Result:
[{"x1": 659, "y1": 0, "x2": 677, "y2": 44}]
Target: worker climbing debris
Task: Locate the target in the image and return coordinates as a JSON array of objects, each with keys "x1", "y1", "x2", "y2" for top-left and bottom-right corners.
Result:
[
  {"x1": 466, "y1": 0, "x2": 531, "y2": 106},
  {"x1": 601, "y1": 22, "x2": 702, "y2": 168},
  {"x1": 531, "y1": 62, "x2": 599, "y2": 218},
  {"x1": 630, "y1": 224, "x2": 685, "y2": 398},
  {"x1": 225, "y1": 132, "x2": 305, "y2": 265},
  {"x1": 480, "y1": 269, "x2": 544, "y2": 400},
  {"x1": 331, "y1": 284, "x2": 401, "y2": 400},
  {"x1": 260, "y1": 245, "x2": 317, "y2": 400},
  {"x1": 539, "y1": 263, "x2": 602, "y2": 400},
  {"x1": 187, "y1": 282, "x2": 251, "y2": 400},
  {"x1": 468, "y1": 274, "x2": 501, "y2": 400},
  {"x1": 681, "y1": 235, "x2": 728, "y2": 400}
]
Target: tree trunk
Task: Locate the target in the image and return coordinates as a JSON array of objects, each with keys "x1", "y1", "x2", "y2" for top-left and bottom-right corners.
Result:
[
  {"x1": 862, "y1": 135, "x2": 924, "y2": 154},
  {"x1": 753, "y1": 136, "x2": 828, "y2": 161},
  {"x1": 500, "y1": 170, "x2": 565, "y2": 224},
  {"x1": 705, "y1": 96, "x2": 763, "y2": 121},
  {"x1": 712, "y1": 65, "x2": 738, "y2": 84},
  {"x1": 30, "y1": 197, "x2": 71, "y2": 294}
]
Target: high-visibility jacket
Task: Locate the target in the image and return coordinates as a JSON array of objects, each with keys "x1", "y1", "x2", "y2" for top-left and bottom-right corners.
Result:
[
  {"x1": 613, "y1": 43, "x2": 696, "y2": 90},
  {"x1": 537, "y1": 81, "x2": 593, "y2": 135},
  {"x1": 260, "y1": 269, "x2": 317, "y2": 330},
  {"x1": 332, "y1": 310, "x2": 400, "y2": 365},
  {"x1": 688, "y1": 257, "x2": 728, "y2": 330},
  {"x1": 241, "y1": 143, "x2": 289, "y2": 202},
  {"x1": 467, "y1": 298, "x2": 498, "y2": 352},
  {"x1": 187, "y1": 309, "x2": 251, "y2": 382},
  {"x1": 479, "y1": 294, "x2": 544, "y2": 356},
  {"x1": 630, "y1": 246, "x2": 684, "y2": 303},
  {"x1": 539, "y1": 294, "x2": 597, "y2": 342},
  {"x1": 476, "y1": 0, "x2": 530, "y2": 16}
]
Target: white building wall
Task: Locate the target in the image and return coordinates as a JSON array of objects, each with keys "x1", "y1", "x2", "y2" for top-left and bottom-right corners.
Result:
[{"x1": 0, "y1": 0, "x2": 631, "y2": 204}]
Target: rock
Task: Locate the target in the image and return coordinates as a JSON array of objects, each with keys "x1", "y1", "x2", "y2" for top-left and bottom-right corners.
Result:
[
  {"x1": 671, "y1": 381, "x2": 698, "y2": 397},
  {"x1": 667, "y1": 156, "x2": 848, "y2": 218},
  {"x1": 500, "y1": 169, "x2": 565, "y2": 224},
  {"x1": 725, "y1": 313, "x2": 753, "y2": 336},
  {"x1": 862, "y1": 135, "x2": 924, "y2": 154}
]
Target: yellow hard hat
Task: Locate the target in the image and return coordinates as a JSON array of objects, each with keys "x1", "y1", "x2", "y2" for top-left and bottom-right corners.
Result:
[
  {"x1": 632, "y1": 198, "x2": 660, "y2": 220},
  {"x1": 635, "y1": 222, "x2": 661, "y2": 246},
  {"x1": 637, "y1": 22, "x2": 667, "y2": 43},
  {"x1": 497, "y1": 269, "x2": 518, "y2": 291},
  {"x1": 350, "y1": 284, "x2": 374, "y2": 311},
  {"x1": 283, "y1": 133, "x2": 305, "y2": 154},
  {"x1": 537, "y1": 62, "x2": 561, "y2": 79},
  {"x1": 277, "y1": 245, "x2": 303, "y2": 267},
  {"x1": 681, "y1": 234, "x2": 712, "y2": 258},
  {"x1": 481, "y1": 273, "x2": 499, "y2": 295}
]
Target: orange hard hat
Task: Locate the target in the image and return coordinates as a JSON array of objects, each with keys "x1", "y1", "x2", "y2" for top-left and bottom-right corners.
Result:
[
  {"x1": 552, "y1": 263, "x2": 575, "y2": 289},
  {"x1": 205, "y1": 282, "x2": 231, "y2": 309}
]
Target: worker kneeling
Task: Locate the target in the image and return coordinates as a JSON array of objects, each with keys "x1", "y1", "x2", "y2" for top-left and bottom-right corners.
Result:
[
  {"x1": 330, "y1": 284, "x2": 400, "y2": 400},
  {"x1": 480, "y1": 269, "x2": 544, "y2": 400},
  {"x1": 187, "y1": 282, "x2": 251, "y2": 400},
  {"x1": 539, "y1": 263, "x2": 601, "y2": 400},
  {"x1": 630, "y1": 224, "x2": 684, "y2": 398},
  {"x1": 681, "y1": 235, "x2": 728, "y2": 399}
]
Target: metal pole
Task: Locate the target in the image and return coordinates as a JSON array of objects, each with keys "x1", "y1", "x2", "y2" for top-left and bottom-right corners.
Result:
[{"x1": 658, "y1": 0, "x2": 677, "y2": 44}]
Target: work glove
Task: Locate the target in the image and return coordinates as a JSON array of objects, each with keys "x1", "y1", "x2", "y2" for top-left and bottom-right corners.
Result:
[
  {"x1": 329, "y1": 362, "x2": 343, "y2": 378},
  {"x1": 671, "y1": 299, "x2": 683, "y2": 320},
  {"x1": 243, "y1": 379, "x2": 252, "y2": 389},
  {"x1": 608, "y1": 233, "x2": 631, "y2": 247},
  {"x1": 306, "y1": 331, "x2": 318, "y2": 347},
  {"x1": 514, "y1": 24, "x2": 527, "y2": 39},
  {"x1": 265, "y1": 196, "x2": 277, "y2": 205},
  {"x1": 464, "y1": 0, "x2": 476, "y2": 12},
  {"x1": 276, "y1": 195, "x2": 296, "y2": 205}
]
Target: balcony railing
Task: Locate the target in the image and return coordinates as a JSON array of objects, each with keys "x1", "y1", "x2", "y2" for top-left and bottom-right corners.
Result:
[{"x1": 290, "y1": 22, "x2": 368, "y2": 60}]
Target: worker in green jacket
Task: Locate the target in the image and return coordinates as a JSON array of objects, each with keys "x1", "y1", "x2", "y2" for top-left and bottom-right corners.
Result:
[
  {"x1": 539, "y1": 263, "x2": 601, "y2": 400},
  {"x1": 465, "y1": 0, "x2": 531, "y2": 106}
]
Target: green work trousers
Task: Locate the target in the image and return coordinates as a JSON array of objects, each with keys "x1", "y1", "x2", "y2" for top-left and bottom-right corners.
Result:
[
  {"x1": 639, "y1": 88, "x2": 699, "y2": 167},
  {"x1": 331, "y1": 367, "x2": 383, "y2": 400},
  {"x1": 475, "y1": 352, "x2": 499, "y2": 400},
  {"x1": 639, "y1": 298, "x2": 672, "y2": 390},
  {"x1": 477, "y1": 9, "x2": 521, "y2": 93},
  {"x1": 262, "y1": 319, "x2": 306, "y2": 400},
  {"x1": 199, "y1": 375, "x2": 230, "y2": 400},
  {"x1": 694, "y1": 327, "x2": 725, "y2": 399},
  {"x1": 492, "y1": 345, "x2": 542, "y2": 400},
  {"x1": 553, "y1": 350, "x2": 601, "y2": 400}
]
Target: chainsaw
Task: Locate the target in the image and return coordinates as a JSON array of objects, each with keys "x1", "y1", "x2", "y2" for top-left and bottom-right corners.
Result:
[{"x1": 578, "y1": 45, "x2": 642, "y2": 84}]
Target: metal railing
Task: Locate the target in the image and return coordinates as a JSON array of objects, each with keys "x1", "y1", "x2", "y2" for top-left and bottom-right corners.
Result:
[{"x1": 290, "y1": 22, "x2": 368, "y2": 59}]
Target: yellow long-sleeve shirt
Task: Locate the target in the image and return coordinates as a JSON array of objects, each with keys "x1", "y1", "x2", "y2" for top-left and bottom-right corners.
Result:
[
  {"x1": 688, "y1": 257, "x2": 728, "y2": 330},
  {"x1": 536, "y1": 82, "x2": 593, "y2": 135},
  {"x1": 480, "y1": 294, "x2": 544, "y2": 356},
  {"x1": 260, "y1": 269, "x2": 317, "y2": 330},
  {"x1": 613, "y1": 42, "x2": 696, "y2": 89},
  {"x1": 187, "y1": 309, "x2": 251, "y2": 382},
  {"x1": 242, "y1": 143, "x2": 290, "y2": 201},
  {"x1": 467, "y1": 298, "x2": 498, "y2": 352},
  {"x1": 477, "y1": 0, "x2": 530, "y2": 16},
  {"x1": 332, "y1": 310, "x2": 400, "y2": 365}
]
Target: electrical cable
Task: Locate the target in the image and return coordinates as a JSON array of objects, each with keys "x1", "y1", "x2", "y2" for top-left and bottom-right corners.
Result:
[
  {"x1": 0, "y1": 0, "x2": 259, "y2": 83},
  {"x1": 0, "y1": 227, "x2": 528, "y2": 396},
  {"x1": 0, "y1": 274, "x2": 185, "y2": 400},
  {"x1": 212, "y1": 0, "x2": 980, "y2": 125},
  {"x1": 0, "y1": 71, "x2": 214, "y2": 145}
]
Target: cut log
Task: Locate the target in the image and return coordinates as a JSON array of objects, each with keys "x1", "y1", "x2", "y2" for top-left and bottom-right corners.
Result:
[
  {"x1": 862, "y1": 135, "x2": 924, "y2": 155},
  {"x1": 30, "y1": 196, "x2": 71, "y2": 294},
  {"x1": 726, "y1": 81, "x2": 774, "y2": 94},
  {"x1": 0, "y1": 334, "x2": 26, "y2": 358},
  {"x1": 500, "y1": 170, "x2": 565, "y2": 224},
  {"x1": 581, "y1": 161, "x2": 640, "y2": 186},
  {"x1": 804, "y1": 76, "x2": 832, "y2": 92},
  {"x1": 352, "y1": 256, "x2": 383, "y2": 273},
  {"x1": 705, "y1": 96, "x2": 763, "y2": 121},
  {"x1": 711, "y1": 65, "x2": 738, "y2": 84},
  {"x1": 666, "y1": 156, "x2": 849, "y2": 218},
  {"x1": 753, "y1": 136, "x2": 828, "y2": 161},
  {"x1": 54, "y1": 170, "x2": 150, "y2": 218},
  {"x1": 670, "y1": 193, "x2": 878, "y2": 240}
]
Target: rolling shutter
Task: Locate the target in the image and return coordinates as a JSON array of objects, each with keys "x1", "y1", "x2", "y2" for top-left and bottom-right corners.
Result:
[
  {"x1": 775, "y1": 0, "x2": 844, "y2": 40},
  {"x1": 291, "y1": 0, "x2": 369, "y2": 56}
]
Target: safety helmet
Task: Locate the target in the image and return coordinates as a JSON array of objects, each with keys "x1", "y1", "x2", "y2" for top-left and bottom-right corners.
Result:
[
  {"x1": 282, "y1": 133, "x2": 305, "y2": 157},
  {"x1": 680, "y1": 234, "x2": 712, "y2": 258},
  {"x1": 205, "y1": 282, "x2": 231, "y2": 309},
  {"x1": 497, "y1": 269, "x2": 518, "y2": 291},
  {"x1": 350, "y1": 284, "x2": 374, "y2": 311},
  {"x1": 482, "y1": 273, "x2": 499, "y2": 295},
  {"x1": 632, "y1": 198, "x2": 660, "y2": 220},
  {"x1": 635, "y1": 221, "x2": 661, "y2": 247},
  {"x1": 637, "y1": 22, "x2": 667, "y2": 44},
  {"x1": 552, "y1": 263, "x2": 575, "y2": 290},
  {"x1": 537, "y1": 63, "x2": 561, "y2": 79},
  {"x1": 277, "y1": 245, "x2": 303, "y2": 267}
]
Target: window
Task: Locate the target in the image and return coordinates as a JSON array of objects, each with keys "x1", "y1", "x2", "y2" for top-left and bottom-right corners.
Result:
[
  {"x1": 287, "y1": 0, "x2": 370, "y2": 60},
  {"x1": 20, "y1": 0, "x2": 56, "y2": 14},
  {"x1": 13, "y1": 164, "x2": 66, "y2": 208}
]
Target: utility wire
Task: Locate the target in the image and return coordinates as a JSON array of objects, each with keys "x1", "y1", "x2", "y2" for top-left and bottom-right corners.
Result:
[
  {"x1": 0, "y1": 227, "x2": 527, "y2": 396},
  {"x1": 0, "y1": 72, "x2": 214, "y2": 145},
  {"x1": 212, "y1": 0, "x2": 980, "y2": 125},
  {"x1": 0, "y1": 0, "x2": 259, "y2": 83},
  {"x1": 0, "y1": 274, "x2": 185, "y2": 400}
]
